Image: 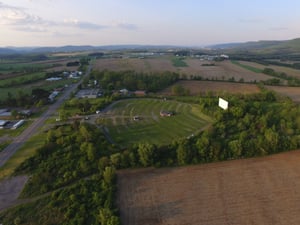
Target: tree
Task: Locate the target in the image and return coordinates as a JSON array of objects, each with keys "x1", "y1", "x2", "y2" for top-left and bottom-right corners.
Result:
[
  {"x1": 103, "y1": 166, "x2": 116, "y2": 185},
  {"x1": 171, "y1": 84, "x2": 185, "y2": 95},
  {"x1": 110, "y1": 153, "x2": 121, "y2": 169},
  {"x1": 137, "y1": 143, "x2": 155, "y2": 167}
]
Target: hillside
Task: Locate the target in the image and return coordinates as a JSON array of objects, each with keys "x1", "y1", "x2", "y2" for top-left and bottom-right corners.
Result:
[{"x1": 211, "y1": 38, "x2": 300, "y2": 54}]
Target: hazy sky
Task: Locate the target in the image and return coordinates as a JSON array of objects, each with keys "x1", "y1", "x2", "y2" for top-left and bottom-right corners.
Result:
[{"x1": 1, "y1": 0, "x2": 300, "y2": 47}]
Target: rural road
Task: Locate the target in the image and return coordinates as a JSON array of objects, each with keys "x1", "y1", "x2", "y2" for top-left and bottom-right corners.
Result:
[{"x1": 0, "y1": 64, "x2": 93, "y2": 168}]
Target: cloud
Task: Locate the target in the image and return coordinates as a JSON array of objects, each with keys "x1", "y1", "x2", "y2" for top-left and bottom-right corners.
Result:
[
  {"x1": 0, "y1": 1, "x2": 52, "y2": 31},
  {"x1": 63, "y1": 19, "x2": 107, "y2": 30},
  {"x1": 115, "y1": 22, "x2": 138, "y2": 30},
  {"x1": 0, "y1": 2, "x2": 138, "y2": 33}
]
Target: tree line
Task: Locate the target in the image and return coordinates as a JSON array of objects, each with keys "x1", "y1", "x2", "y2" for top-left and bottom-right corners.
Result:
[{"x1": 90, "y1": 70, "x2": 179, "y2": 92}]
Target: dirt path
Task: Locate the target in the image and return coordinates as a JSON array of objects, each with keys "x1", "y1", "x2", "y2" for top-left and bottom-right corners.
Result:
[{"x1": 0, "y1": 175, "x2": 28, "y2": 212}]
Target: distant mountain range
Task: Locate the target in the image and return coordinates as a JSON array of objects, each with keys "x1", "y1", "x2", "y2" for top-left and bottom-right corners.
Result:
[
  {"x1": 209, "y1": 38, "x2": 300, "y2": 54},
  {"x1": 1, "y1": 38, "x2": 300, "y2": 55},
  {"x1": 0, "y1": 45, "x2": 181, "y2": 55}
]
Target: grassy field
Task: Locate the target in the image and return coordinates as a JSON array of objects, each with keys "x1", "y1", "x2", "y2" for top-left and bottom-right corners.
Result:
[
  {"x1": 231, "y1": 60, "x2": 262, "y2": 73},
  {"x1": 0, "y1": 132, "x2": 45, "y2": 180},
  {"x1": 0, "y1": 72, "x2": 46, "y2": 88},
  {"x1": 0, "y1": 62, "x2": 50, "y2": 74},
  {"x1": 171, "y1": 57, "x2": 188, "y2": 67},
  {"x1": 100, "y1": 99, "x2": 213, "y2": 146},
  {"x1": 117, "y1": 150, "x2": 300, "y2": 225}
]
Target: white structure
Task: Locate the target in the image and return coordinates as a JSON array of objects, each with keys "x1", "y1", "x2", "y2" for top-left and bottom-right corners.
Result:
[
  {"x1": 11, "y1": 120, "x2": 24, "y2": 129},
  {"x1": 218, "y1": 98, "x2": 229, "y2": 110},
  {"x1": 46, "y1": 77, "x2": 62, "y2": 81}
]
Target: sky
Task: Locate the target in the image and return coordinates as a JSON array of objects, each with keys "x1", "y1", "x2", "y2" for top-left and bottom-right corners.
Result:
[{"x1": 0, "y1": 0, "x2": 300, "y2": 47}]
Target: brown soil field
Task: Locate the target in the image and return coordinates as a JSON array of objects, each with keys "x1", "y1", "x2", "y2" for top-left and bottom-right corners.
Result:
[
  {"x1": 94, "y1": 58, "x2": 177, "y2": 73},
  {"x1": 266, "y1": 86, "x2": 300, "y2": 103},
  {"x1": 160, "y1": 80, "x2": 261, "y2": 95},
  {"x1": 94, "y1": 58, "x2": 272, "y2": 82},
  {"x1": 239, "y1": 61, "x2": 300, "y2": 79},
  {"x1": 117, "y1": 150, "x2": 300, "y2": 225}
]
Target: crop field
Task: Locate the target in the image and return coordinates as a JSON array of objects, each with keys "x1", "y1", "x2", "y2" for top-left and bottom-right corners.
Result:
[
  {"x1": 266, "y1": 86, "x2": 300, "y2": 102},
  {"x1": 94, "y1": 57, "x2": 273, "y2": 82},
  {"x1": 160, "y1": 80, "x2": 261, "y2": 95},
  {"x1": 238, "y1": 61, "x2": 300, "y2": 79},
  {"x1": 0, "y1": 58, "x2": 79, "y2": 101},
  {"x1": 0, "y1": 72, "x2": 46, "y2": 88},
  {"x1": 100, "y1": 99, "x2": 212, "y2": 146},
  {"x1": 117, "y1": 150, "x2": 300, "y2": 225}
]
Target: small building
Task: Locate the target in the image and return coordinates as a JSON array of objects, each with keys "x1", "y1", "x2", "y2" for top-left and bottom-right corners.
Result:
[
  {"x1": 0, "y1": 120, "x2": 9, "y2": 129},
  {"x1": 160, "y1": 111, "x2": 174, "y2": 117},
  {"x1": 134, "y1": 90, "x2": 146, "y2": 96},
  {"x1": 11, "y1": 120, "x2": 25, "y2": 130},
  {"x1": 19, "y1": 110, "x2": 32, "y2": 117},
  {"x1": 49, "y1": 91, "x2": 59, "y2": 102},
  {"x1": 76, "y1": 89, "x2": 101, "y2": 98},
  {"x1": 46, "y1": 77, "x2": 62, "y2": 81},
  {"x1": 119, "y1": 89, "x2": 129, "y2": 95}
]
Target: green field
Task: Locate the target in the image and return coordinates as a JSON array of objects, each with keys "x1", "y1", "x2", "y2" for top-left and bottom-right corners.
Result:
[
  {"x1": 100, "y1": 99, "x2": 213, "y2": 146},
  {"x1": 171, "y1": 57, "x2": 188, "y2": 67},
  {"x1": 0, "y1": 72, "x2": 46, "y2": 88},
  {"x1": 231, "y1": 60, "x2": 262, "y2": 73},
  {"x1": 0, "y1": 63, "x2": 51, "y2": 74}
]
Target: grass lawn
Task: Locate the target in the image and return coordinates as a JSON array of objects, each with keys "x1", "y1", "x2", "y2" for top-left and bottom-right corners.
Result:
[
  {"x1": 100, "y1": 98, "x2": 213, "y2": 146},
  {"x1": 0, "y1": 132, "x2": 45, "y2": 180}
]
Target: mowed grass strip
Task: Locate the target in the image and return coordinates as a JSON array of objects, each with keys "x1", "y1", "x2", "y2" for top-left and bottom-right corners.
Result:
[
  {"x1": 231, "y1": 60, "x2": 262, "y2": 73},
  {"x1": 104, "y1": 99, "x2": 212, "y2": 146}
]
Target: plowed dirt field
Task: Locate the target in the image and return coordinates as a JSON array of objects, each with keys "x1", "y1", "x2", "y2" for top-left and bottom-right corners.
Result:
[{"x1": 117, "y1": 150, "x2": 300, "y2": 225}]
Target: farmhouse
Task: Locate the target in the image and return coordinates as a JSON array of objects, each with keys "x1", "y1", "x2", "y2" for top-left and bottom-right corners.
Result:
[{"x1": 160, "y1": 110, "x2": 174, "y2": 117}]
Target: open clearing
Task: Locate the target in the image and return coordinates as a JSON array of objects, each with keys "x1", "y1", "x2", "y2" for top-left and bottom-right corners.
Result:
[
  {"x1": 101, "y1": 99, "x2": 212, "y2": 146},
  {"x1": 160, "y1": 80, "x2": 261, "y2": 95},
  {"x1": 94, "y1": 58, "x2": 273, "y2": 82},
  {"x1": 117, "y1": 150, "x2": 300, "y2": 225}
]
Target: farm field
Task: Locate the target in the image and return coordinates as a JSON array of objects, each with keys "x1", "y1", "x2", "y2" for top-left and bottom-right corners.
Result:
[
  {"x1": 160, "y1": 80, "x2": 261, "y2": 95},
  {"x1": 266, "y1": 86, "x2": 300, "y2": 102},
  {"x1": 238, "y1": 61, "x2": 300, "y2": 79},
  {"x1": 0, "y1": 58, "x2": 80, "y2": 101},
  {"x1": 100, "y1": 99, "x2": 212, "y2": 146},
  {"x1": 117, "y1": 150, "x2": 300, "y2": 225},
  {"x1": 94, "y1": 57, "x2": 273, "y2": 82}
]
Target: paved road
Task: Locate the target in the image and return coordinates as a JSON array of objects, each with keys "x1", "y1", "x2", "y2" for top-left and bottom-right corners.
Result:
[{"x1": 0, "y1": 65, "x2": 92, "y2": 168}]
